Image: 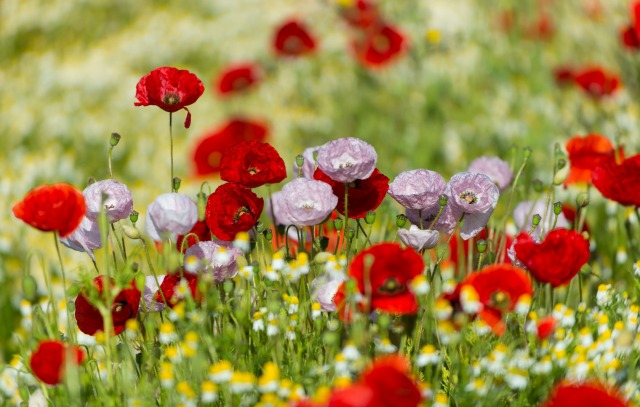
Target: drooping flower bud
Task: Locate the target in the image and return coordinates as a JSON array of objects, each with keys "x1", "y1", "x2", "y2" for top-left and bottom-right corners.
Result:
[{"x1": 110, "y1": 132, "x2": 121, "y2": 147}]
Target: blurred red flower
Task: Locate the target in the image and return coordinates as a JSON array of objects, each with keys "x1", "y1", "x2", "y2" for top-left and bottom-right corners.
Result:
[
  {"x1": 12, "y1": 183, "x2": 86, "y2": 238},
  {"x1": 553, "y1": 66, "x2": 575, "y2": 87},
  {"x1": 154, "y1": 272, "x2": 200, "y2": 308},
  {"x1": 313, "y1": 167, "x2": 389, "y2": 218},
  {"x1": 134, "y1": 66, "x2": 205, "y2": 128},
  {"x1": 215, "y1": 63, "x2": 261, "y2": 96},
  {"x1": 514, "y1": 229, "x2": 590, "y2": 287},
  {"x1": 30, "y1": 340, "x2": 84, "y2": 385},
  {"x1": 340, "y1": 0, "x2": 380, "y2": 29},
  {"x1": 221, "y1": 141, "x2": 287, "y2": 188},
  {"x1": 564, "y1": 134, "x2": 623, "y2": 186},
  {"x1": 592, "y1": 154, "x2": 640, "y2": 207},
  {"x1": 338, "y1": 242, "x2": 423, "y2": 315},
  {"x1": 176, "y1": 220, "x2": 212, "y2": 253},
  {"x1": 75, "y1": 276, "x2": 142, "y2": 336},
  {"x1": 329, "y1": 355, "x2": 421, "y2": 407},
  {"x1": 524, "y1": 13, "x2": 554, "y2": 41},
  {"x1": 573, "y1": 66, "x2": 620, "y2": 99},
  {"x1": 192, "y1": 118, "x2": 268, "y2": 176},
  {"x1": 621, "y1": 1, "x2": 640, "y2": 49},
  {"x1": 536, "y1": 316, "x2": 557, "y2": 340},
  {"x1": 542, "y1": 382, "x2": 629, "y2": 407},
  {"x1": 353, "y1": 23, "x2": 406, "y2": 68},
  {"x1": 273, "y1": 20, "x2": 317, "y2": 57},
  {"x1": 205, "y1": 183, "x2": 264, "y2": 241}
]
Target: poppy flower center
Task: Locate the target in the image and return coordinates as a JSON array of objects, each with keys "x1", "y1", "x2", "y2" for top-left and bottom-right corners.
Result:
[
  {"x1": 248, "y1": 166, "x2": 260, "y2": 175},
  {"x1": 372, "y1": 33, "x2": 390, "y2": 52},
  {"x1": 111, "y1": 300, "x2": 133, "y2": 320},
  {"x1": 299, "y1": 201, "x2": 315, "y2": 210},
  {"x1": 162, "y1": 93, "x2": 181, "y2": 105},
  {"x1": 208, "y1": 152, "x2": 222, "y2": 168},
  {"x1": 459, "y1": 191, "x2": 478, "y2": 204},
  {"x1": 232, "y1": 77, "x2": 251, "y2": 91},
  {"x1": 378, "y1": 278, "x2": 405, "y2": 295},
  {"x1": 233, "y1": 206, "x2": 252, "y2": 223},
  {"x1": 490, "y1": 291, "x2": 511, "y2": 311},
  {"x1": 284, "y1": 37, "x2": 303, "y2": 53}
]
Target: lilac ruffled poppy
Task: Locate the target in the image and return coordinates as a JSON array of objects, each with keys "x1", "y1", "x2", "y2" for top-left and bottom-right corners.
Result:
[
  {"x1": 467, "y1": 156, "x2": 513, "y2": 193},
  {"x1": 388, "y1": 169, "x2": 447, "y2": 210},
  {"x1": 83, "y1": 179, "x2": 134, "y2": 223},
  {"x1": 448, "y1": 172, "x2": 500, "y2": 240},
  {"x1": 279, "y1": 178, "x2": 338, "y2": 227},
  {"x1": 292, "y1": 146, "x2": 320, "y2": 179},
  {"x1": 265, "y1": 191, "x2": 294, "y2": 227},
  {"x1": 310, "y1": 273, "x2": 345, "y2": 312},
  {"x1": 145, "y1": 193, "x2": 198, "y2": 242},
  {"x1": 398, "y1": 225, "x2": 440, "y2": 251},
  {"x1": 140, "y1": 275, "x2": 166, "y2": 312},
  {"x1": 184, "y1": 240, "x2": 243, "y2": 282},
  {"x1": 59, "y1": 216, "x2": 102, "y2": 260},
  {"x1": 405, "y1": 201, "x2": 458, "y2": 234},
  {"x1": 316, "y1": 137, "x2": 377, "y2": 183},
  {"x1": 513, "y1": 200, "x2": 569, "y2": 239}
]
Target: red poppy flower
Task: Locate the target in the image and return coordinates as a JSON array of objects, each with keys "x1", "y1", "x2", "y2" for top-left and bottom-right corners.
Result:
[
  {"x1": 273, "y1": 20, "x2": 317, "y2": 57},
  {"x1": 592, "y1": 154, "x2": 640, "y2": 207},
  {"x1": 215, "y1": 63, "x2": 261, "y2": 96},
  {"x1": 524, "y1": 13, "x2": 554, "y2": 41},
  {"x1": 353, "y1": 23, "x2": 406, "y2": 68},
  {"x1": 621, "y1": 25, "x2": 640, "y2": 49},
  {"x1": 340, "y1": 0, "x2": 380, "y2": 29},
  {"x1": 12, "y1": 183, "x2": 86, "y2": 238},
  {"x1": 564, "y1": 134, "x2": 623, "y2": 186},
  {"x1": 513, "y1": 229, "x2": 590, "y2": 287},
  {"x1": 134, "y1": 66, "x2": 205, "y2": 128},
  {"x1": 561, "y1": 205, "x2": 589, "y2": 233},
  {"x1": 220, "y1": 141, "x2": 287, "y2": 188},
  {"x1": 205, "y1": 182, "x2": 264, "y2": 241},
  {"x1": 553, "y1": 66, "x2": 575, "y2": 87},
  {"x1": 192, "y1": 118, "x2": 268, "y2": 176},
  {"x1": 338, "y1": 242, "x2": 424, "y2": 315},
  {"x1": 30, "y1": 340, "x2": 84, "y2": 385},
  {"x1": 537, "y1": 316, "x2": 557, "y2": 340},
  {"x1": 176, "y1": 220, "x2": 212, "y2": 253},
  {"x1": 329, "y1": 355, "x2": 421, "y2": 407},
  {"x1": 154, "y1": 272, "x2": 200, "y2": 308},
  {"x1": 75, "y1": 276, "x2": 142, "y2": 336},
  {"x1": 447, "y1": 264, "x2": 533, "y2": 335},
  {"x1": 313, "y1": 168, "x2": 389, "y2": 218},
  {"x1": 573, "y1": 66, "x2": 620, "y2": 99},
  {"x1": 542, "y1": 382, "x2": 629, "y2": 407}
]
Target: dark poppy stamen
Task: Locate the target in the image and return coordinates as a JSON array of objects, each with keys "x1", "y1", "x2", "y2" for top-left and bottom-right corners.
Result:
[
  {"x1": 163, "y1": 93, "x2": 180, "y2": 105},
  {"x1": 233, "y1": 206, "x2": 252, "y2": 223},
  {"x1": 378, "y1": 278, "x2": 405, "y2": 295},
  {"x1": 459, "y1": 191, "x2": 478, "y2": 204}
]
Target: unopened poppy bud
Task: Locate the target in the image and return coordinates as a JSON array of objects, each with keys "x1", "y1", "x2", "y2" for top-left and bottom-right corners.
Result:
[
  {"x1": 122, "y1": 225, "x2": 141, "y2": 240},
  {"x1": 87, "y1": 177, "x2": 96, "y2": 186},
  {"x1": 396, "y1": 214, "x2": 407, "y2": 228},
  {"x1": 553, "y1": 202, "x2": 563, "y2": 215},
  {"x1": 576, "y1": 193, "x2": 590, "y2": 208},
  {"x1": 223, "y1": 279, "x2": 235, "y2": 294},
  {"x1": 197, "y1": 192, "x2": 207, "y2": 221},
  {"x1": 172, "y1": 177, "x2": 181, "y2": 192},
  {"x1": 256, "y1": 221, "x2": 265, "y2": 233},
  {"x1": 296, "y1": 155, "x2": 305, "y2": 177},
  {"x1": 476, "y1": 239, "x2": 487, "y2": 253},
  {"x1": 263, "y1": 228, "x2": 273, "y2": 241},
  {"x1": 346, "y1": 228, "x2": 356, "y2": 240},
  {"x1": 523, "y1": 147, "x2": 532, "y2": 159},
  {"x1": 532, "y1": 179, "x2": 544, "y2": 193},
  {"x1": 553, "y1": 164, "x2": 569, "y2": 185},
  {"x1": 110, "y1": 132, "x2": 121, "y2": 147},
  {"x1": 556, "y1": 157, "x2": 567, "y2": 170},
  {"x1": 532, "y1": 214, "x2": 542, "y2": 227},
  {"x1": 129, "y1": 210, "x2": 139, "y2": 224},
  {"x1": 365, "y1": 211, "x2": 376, "y2": 225},
  {"x1": 438, "y1": 194, "x2": 448, "y2": 207},
  {"x1": 135, "y1": 272, "x2": 146, "y2": 293},
  {"x1": 22, "y1": 274, "x2": 38, "y2": 302},
  {"x1": 334, "y1": 218, "x2": 343, "y2": 230}
]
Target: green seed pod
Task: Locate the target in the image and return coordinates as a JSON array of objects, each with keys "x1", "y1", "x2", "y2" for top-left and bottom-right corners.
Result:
[
  {"x1": 476, "y1": 239, "x2": 487, "y2": 253},
  {"x1": 110, "y1": 132, "x2": 121, "y2": 147},
  {"x1": 553, "y1": 202, "x2": 563, "y2": 215},
  {"x1": 129, "y1": 210, "x2": 139, "y2": 224},
  {"x1": 172, "y1": 177, "x2": 181, "y2": 192},
  {"x1": 333, "y1": 218, "x2": 343, "y2": 230},
  {"x1": 532, "y1": 214, "x2": 542, "y2": 227},
  {"x1": 364, "y1": 211, "x2": 376, "y2": 225},
  {"x1": 396, "y1": 214, "x2": 407, "y2": 228}
]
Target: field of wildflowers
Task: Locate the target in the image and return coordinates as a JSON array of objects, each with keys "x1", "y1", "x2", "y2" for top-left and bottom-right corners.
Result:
[{"x1": 3, "y1": 0, "x2": 640, "y2": 406}]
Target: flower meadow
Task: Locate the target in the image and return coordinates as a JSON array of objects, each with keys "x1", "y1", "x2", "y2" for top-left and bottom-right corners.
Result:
[{"x1": 5, "y1": 1, "x2": 640, "y2": 406}]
